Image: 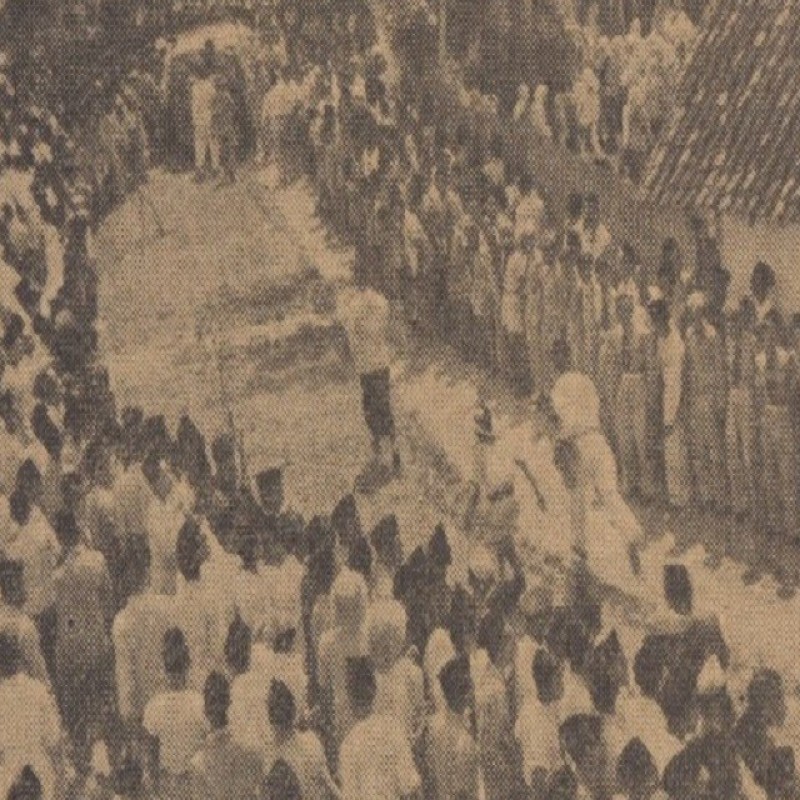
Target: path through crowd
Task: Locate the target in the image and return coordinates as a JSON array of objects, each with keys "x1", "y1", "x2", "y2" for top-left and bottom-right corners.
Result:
[{"x1": 95, "y1": 163, "x2": 800, "y2": 750}]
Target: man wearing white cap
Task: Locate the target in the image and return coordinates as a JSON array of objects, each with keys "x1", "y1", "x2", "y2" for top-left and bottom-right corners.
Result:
[{"x1": 684, "y1": 291, "x2": 727, "y2": 510}]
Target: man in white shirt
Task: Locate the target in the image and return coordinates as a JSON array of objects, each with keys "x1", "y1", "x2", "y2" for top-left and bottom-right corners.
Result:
[
  {"x1": 191, "y1": 42, "x2": 219, "y2": 180},
  {"x1": 338, "y1": 284, "x2": 400, "y2": 482},
  {"x1": 143, "y1": 628, "x2": 207, "y2": 797},
  {"x1": 143, "y1": 453, "x2": 188, "y2": 596},
  {"x1": 0, "y1": 559, "x2": 49, "y2": 685},
  {"x1": 112, "y1": 538, "x2": 173, "y2": 726},
  {"x1": 515, "y1": 648, "x2": 566, "y2": 793},
  {"x1": 264, "y1": 679, "x2": 340, "y2": 800},
  {"x1": 339, "y1": 657, "x2": 420, "y2": 800},
  {"x1": 0, "y1": 632, "x2": 63, "y2": 800},
  {"x1": 3, "y1": 487, "x2": 57, "y2": 646}
]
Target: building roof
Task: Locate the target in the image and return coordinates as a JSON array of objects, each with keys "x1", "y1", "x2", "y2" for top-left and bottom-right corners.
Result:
[{"x1": 644, "y1": 0, "x2": 800, "y2": 225}]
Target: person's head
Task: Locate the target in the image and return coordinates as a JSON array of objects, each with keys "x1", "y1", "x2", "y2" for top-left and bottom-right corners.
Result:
[
  {"x1": 332, "y1": 568, "x2": 368, "y2": 631},
  {"x1": 616, "y1": 738, "x2": 659, "y2": 800},
  {"x1": 368, "y1": 599, "x2": 408, "y2": 671},
  {"x1": 560, "y1": 714, "x2": 605, "y2": 787},
  {"x1": 747, "y1": 668, "x2": 786, "y2": 728},
  {"x1": 267, "y1": 679, "x2": 296, "y2": 736},
  {"x1": 8, "y1": 487, "x2": 31, "y2": 527},
  {"x1": 127, "y1": 536, "x2": 152, "y2": 596},
  {"x1": 224, "y1": 616, "x2": 252, "y2": 676},
  {"x1": 533, "y1": 647, "x2": 564, "y2": 705},
  {"x1": 84, "y1": 436, "x2": 115, "y2": 488},
  {"x1": 739, "y1": 296, "x2": 756, "y2": 331},
  {"x1": 346, "y1": 656, "x2": 376, "y2": 719},
  {"x1": 616, "y1": 293, "x2": 635, "y2": 326},
  {"x1": 0, "y1": 559, "x2": 25, "y2": 609},
  {"x1": 15, "y1": 459, "x2": 42, "y2": 505},
  {"x1": 476, "y1": 607, "x2": 506, "y2": 666},
  {"x1": 553, "y1": 438, "x2": 580, "y2": 491},
  {"x1": 751, "y1": 261, "x2": 776, "y2": 303},
  {"x1": 370, "y1": 514, "x2": 402, "y2": 571},
  {"x1": 0, "y1": 631, "x2": 21, "y2": 679},
  {"x1": 176, "y1": 517, "x2": 207, "y2": 582},
  {"x1": 331, "y1": 493, "x2": 361, "y2": 552},
  {"x1": 307, "y1": 545, "x2": 336, "y2": 598},
  {"x1": 663, "y1": 564, "x2": 692, "y2": 616},
  {"x1": 439, "y1": 655, "x2": 473, "y2": 715},
  {"x1": 162, "y1": 627, "x2": 190, "y2": 686},
  {"x1": 203, "y1": 671, "x2": 231, "y2": 730},
  {"x1": 648, "y1": 299, "x2": 670, "y2": 337},
  {"x1": 567, "y1": 192, "x2": 584, "y2": 224},
  {"x1": 272, "y1": 623, "x2": 297, "y2": 655},
  {"x1": 551, "y1": 337, "x2": 572, "y2": 377},
  {"x1": 112, "y1": 757, "x2": 144, "y2": 799},
  {"x1": 584, "y1": 192, "x2": 600, "y2": 228},
  {"x1": 428, "y1": 523, "x2": 451, "y2": 577},
  {"x1": 6, "y1": 766, "x2": 42, "y2": 800},
  {"x1": 212, "y1": 434, "x2": 238, "y2": 493},
  {"x1": 347, "y1": 535, "x2": 373, "y2": 582},
  {"x1": 142, "y1": 451, "x2": 172, "y2": 501},
  {"x1": 31, "y1": 404, "x2": 62, "y2": 461},
  {"x1": 260, "y1": 759, "x2": 301, "y2": 800},
  {"x1": 54, "y1": 510, "x2": 80, "y2": 550}
]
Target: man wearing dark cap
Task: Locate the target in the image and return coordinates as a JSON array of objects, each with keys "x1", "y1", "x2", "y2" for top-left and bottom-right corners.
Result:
[
  {"x1": 426, "y1": 655, "x2": 479, "y2": 800},
  {"x1": 339, "y1": 656, "x2": 420, "y2": 800}
]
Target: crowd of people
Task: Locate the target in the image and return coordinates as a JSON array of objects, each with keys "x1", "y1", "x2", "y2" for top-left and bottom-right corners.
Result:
[
  {"x1": 520, "y1": 0, "x2": 698, "y2": 180},
  {"x1": 1, "y1": 4, "x2": 799, "y2": 800}
]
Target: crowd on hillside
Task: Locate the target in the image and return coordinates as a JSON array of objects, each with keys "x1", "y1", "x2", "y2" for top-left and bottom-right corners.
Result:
[
  {"x1": 522, "y1": 0, "x2": 698, "y2": 180},
  {"x1": 1, "y1": 4, "x2": 800, "y2": 800}
]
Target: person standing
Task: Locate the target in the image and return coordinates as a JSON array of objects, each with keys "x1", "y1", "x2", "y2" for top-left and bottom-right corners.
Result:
[
  {"x1": 3, "y1": 487, "x2": 57, "y2": 675},
  {"x1": 426, "y1": 655, "x2": 480, "y2": 800},
  {"x1": 649, "y1": 299, "x2": 690, "y2": 510},
  {"x1": 264, "y1": 679, "x2": 340, "y2": 800},
  {"x1": 191, "y1": 40, "x2": 219, "y2": 180},
  {"x1": 211, "y1": 75, "x2": 238, "y2": 185},
  {"x1": 755, "y1": 316, "x2": 797, "y2": 537},
  {"x1": 112, "y1": 538, "x2": 173, "y2": 731},
  {"x1": 725, "y1": 299, "x2": 758, "y2": 520},
  {"x1": 684, "y1": 293, "x2": 728, "y2": 512},
  {"x1": 189, "y1": 672, "x2": 262, "y2": 800},
  {"x1": 318, "y1": 569, "x2": 370, "y2": 755},
  {"x1": 502, "y1": 227, "x2": 535, "y2": 396},
  {"x1": 338, "y1": 281, "x2": 400, "y2": 483},
  {"x1": 339, "y1": 657, "x2": 421, "y2": 800},
  {"x1": 143, "y1": 628, "x2": 207, "y2": 800},
  {"x1": 0, "y1": 559, "x2": 49, "y2": 684},
  {"x1": 51, "y1": 510, "x2": 114, "y2": 774},
  {"x1": 611, "y1": 293, "x2": 652, "y2": 500},
  {"x1": 0, "y1": 633, "x2": 63, "y2": 800}
]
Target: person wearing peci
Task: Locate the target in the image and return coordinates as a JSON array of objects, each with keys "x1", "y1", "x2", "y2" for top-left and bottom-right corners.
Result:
[
  {"x1": 339, "y1": 656, "x2": 421, "y2": 800},
  {"x1": 189, "y1": 672, "x2": 263, "y2": 800}
]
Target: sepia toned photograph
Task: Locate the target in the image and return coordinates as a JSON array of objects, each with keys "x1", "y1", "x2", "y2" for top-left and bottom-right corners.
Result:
[{"x1": 0, "y1": 0, "x2": 799, "y2": 798}]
